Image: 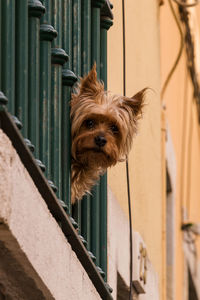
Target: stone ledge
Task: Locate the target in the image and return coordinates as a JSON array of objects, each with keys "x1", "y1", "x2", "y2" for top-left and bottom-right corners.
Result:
[
  {"x1": 0, "y1": 224, "x2": 53, "y2": 300},
  {"x1": 0, "y1": 129, "x2": 101, "y2": 300}
]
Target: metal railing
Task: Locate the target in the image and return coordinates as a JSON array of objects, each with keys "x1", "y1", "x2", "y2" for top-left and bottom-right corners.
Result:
[{"x1": 0, "y1": 0, "x2": 113, "y2": 294}]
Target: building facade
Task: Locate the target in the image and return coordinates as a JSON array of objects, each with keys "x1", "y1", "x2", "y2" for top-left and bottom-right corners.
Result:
[{"x1": 0, "y1": 0, "x2": 200, "y2": 299}]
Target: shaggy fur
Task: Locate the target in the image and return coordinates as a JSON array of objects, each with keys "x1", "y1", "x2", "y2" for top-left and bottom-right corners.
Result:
[{"x1": 70, "y1": 64, "x2": 146, "y2": 203}]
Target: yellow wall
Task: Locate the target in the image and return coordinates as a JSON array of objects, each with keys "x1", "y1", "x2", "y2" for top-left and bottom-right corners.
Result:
[
  {"x1": 108, "y1": 1, "x2": 200, "y2": 299},
  {"x1": 107, "y1": 1, "x2": 165, "y2": 298},
  {"x1": 160, "y1": 1, "x2": 200, "y2": 299}
]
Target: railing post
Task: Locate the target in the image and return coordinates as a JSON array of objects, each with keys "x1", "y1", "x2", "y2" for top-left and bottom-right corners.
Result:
[
  {"x1": 62, "y1": 70, "x2": 77, "y2": 214},
  {"x1": 81, "y1": 0, "x2": 91, "y2": 75},
  {"x1": 72, "y1": 0, "x2": 81, "y2": 76},
  {"x1": 100, "y1": 7, "x2": 113, "y2": 281},
  {"x1": 62, "y1": 0, "x2": 73, "y2": 70},
  {"x1": 1, "y1": 0, "x2": 15, "y2": 114},
  {"x1": 80, "y1": 0, "x2": 92, "y2": 252},
  {"x1": 15, "y1": 0, "x2": 29, "y2": 137},
  {"x1": 62, "y1": 0, "x2": 77, "y2": 214},
  {"x1": 51, "y1": 0, "x2": 68, "y2": 207},
  {"x1": 72, "y1": 0, "x2": 82, "y2": 233},
  {"x1": 40, "y1": 0, "x2": 57, "y2": 179},
  {"x1": 90, "y1": 0, "x2": 106, "y2": 274},
  {"x1": 28, "y1": 0, "x2": 45, "y2": 156}
]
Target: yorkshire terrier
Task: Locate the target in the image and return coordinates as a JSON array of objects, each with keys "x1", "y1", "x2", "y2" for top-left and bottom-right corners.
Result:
[{"x1": 70, "y1": 64, "x2": 146, "y2": 203}]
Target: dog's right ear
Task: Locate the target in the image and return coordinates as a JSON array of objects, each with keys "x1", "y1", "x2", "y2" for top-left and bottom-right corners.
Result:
[
  {"x1": 79, "y1": 63, "x2": 104, "y2": 97},
  {"x1": 121, "y1": 88, "x2": 147, "y2": 118}
]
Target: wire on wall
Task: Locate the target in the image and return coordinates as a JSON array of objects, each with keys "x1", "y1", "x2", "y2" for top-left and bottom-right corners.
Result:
[
  {"x1": 161, "y1": 0, "x2": 185, "y2": 101},
  {"x1": 172, "y1": 0, "x2": 200, "y2": 7},
  {"x1": 122, "y1": 1, "x2": 133, "y2": 300},
  {"x1": 179, "y1": 4, "x2": 200, "y2": 121}
]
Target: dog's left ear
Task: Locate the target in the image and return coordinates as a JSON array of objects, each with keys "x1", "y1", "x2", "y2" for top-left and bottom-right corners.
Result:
[
  {"x1": 122, "y1": 88, "x2": 147, "y2": 117},
  {"x1": 79, "y1": 63, "x2": 104, "y2": 97}
]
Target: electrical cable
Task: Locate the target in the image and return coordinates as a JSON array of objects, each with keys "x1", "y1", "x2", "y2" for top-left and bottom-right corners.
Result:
[
  {"x1": 161, "y1": 0, "x2": 185, "y2": 101},
  {"x1": 172, "y1": 0, "x2": 200, "y2": 7},
  {"x1": 126, "y1": 158, "x2": 133, "y2": 300},
  {"x1": 122, "y1": 1, "x2": 133, "y2": 299}
]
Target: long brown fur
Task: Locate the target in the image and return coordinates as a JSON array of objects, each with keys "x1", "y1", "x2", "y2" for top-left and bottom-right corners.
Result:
[{"x1": 70, "y1": 63, "x2": 147, "y2": 203}]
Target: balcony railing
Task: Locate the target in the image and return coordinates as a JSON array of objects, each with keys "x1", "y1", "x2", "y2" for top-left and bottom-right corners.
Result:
[{"x1": 0, "y1": 0, "x2": 113, "y2": 298}]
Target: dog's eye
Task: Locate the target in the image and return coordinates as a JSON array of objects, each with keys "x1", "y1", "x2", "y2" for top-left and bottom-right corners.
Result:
[
  {"x1": 110, "y1": 124, "x2": 119, "y2": 134},
  {"x1": 85, "y1": 119, "x2": 95, "y2": 129}
]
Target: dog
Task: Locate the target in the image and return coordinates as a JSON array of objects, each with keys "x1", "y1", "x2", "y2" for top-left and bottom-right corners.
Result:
[{"x1": 70, "y1": 64, "x2": 146, "y2": 203}]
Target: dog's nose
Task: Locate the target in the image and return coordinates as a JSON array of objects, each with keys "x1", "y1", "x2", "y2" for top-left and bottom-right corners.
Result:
[{"x1": 95, "y1": 135, "x2": 107, "y2": 147}]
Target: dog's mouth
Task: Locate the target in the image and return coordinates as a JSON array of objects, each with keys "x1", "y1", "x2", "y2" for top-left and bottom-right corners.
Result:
[
  {"x1": 78, "y1": 147, "x2": 106, "y2": 155},
  {"x1": 90, "y1": 148, "x2": 105, "y2": 153},
  {"x1": 75, "y1": 147, "x2": 117, "y2": 168},
  {"x1": 76, "y1": 147, "x2": 111, "y2": 161}
]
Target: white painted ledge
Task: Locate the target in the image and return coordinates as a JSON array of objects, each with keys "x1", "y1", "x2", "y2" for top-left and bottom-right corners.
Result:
[
  {"x1": 107, "y1": 188, "x2": 159, "y2": 300},
  {"x1": 0, "y1": 129, "x2": 101, "y2": 300}
]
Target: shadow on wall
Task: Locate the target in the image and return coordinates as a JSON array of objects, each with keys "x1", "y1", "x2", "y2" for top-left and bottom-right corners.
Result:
[
  {"x1": 117, "y1": 272, "x2": 138, "y2": 300},
  {"x1": 188, "y1": 267, "x2": 198, "y2": 300}
]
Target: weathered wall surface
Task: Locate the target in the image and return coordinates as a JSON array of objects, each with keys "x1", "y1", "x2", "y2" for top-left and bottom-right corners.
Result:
[
  {"x1": 0, "y1": 129, "x2": 101, "y2": 300},
  {"x1": 160, "y1": 1, "x2": 200, "y2": 299},
  {"x1": 107, "y1": 0, "x2": 164, "y2": 298},
  {"x1": 107, "y1": 188, "x2": 159, "y2": 300}
]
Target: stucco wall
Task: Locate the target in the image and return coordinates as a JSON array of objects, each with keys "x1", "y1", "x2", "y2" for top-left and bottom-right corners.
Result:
[
  {"x1": 107, "y1": 188, "x2": 159, "y2": 300},
  {"x1": 160, "y1": 1, "x2": 200, "y2": 299},
  {"x1": 0, "y1": 129, "x2": 101, "y2": 300},
  {"x1": 107, "y1": 0, "x2": 164, "y2": 298}
]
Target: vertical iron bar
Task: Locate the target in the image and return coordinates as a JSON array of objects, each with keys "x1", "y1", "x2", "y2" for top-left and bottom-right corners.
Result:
[
  {"x1": 40, "y1": 1, "x2": 57, "y2": 179},
  {"x1": 72, "y1": 0, "x2": 81, "y2": 76},
  {"x1": 28, "y1": 0, "x2": 45, "y2": 156},
  {"x1": 81, "y1": 0, "x2": 91, "y2": 75},
  {"x1": 51, "y1": 68, "x2": 62, "y2": 196},
  {"x1": 81, "y1": 195, "x2": 91, "y2": 249},
  {"x1": 39, "y1": 35, "x2": 51, "y2": 174},
  {"x1": 1, "y1": 0, "x2": 15, "y2": 114},
  {"x1": 81, "y1": 0, "x2": 92, "y2": 250},
  {"x1": 51, "y1": 0, "x2": 68, "y2": 200},
  {"x1": 51, "y1": 0, "x2": 62, "y2": 195},
  {"x1": 100, "y1": 14, "x2": 113, "y2": 281},
  {"x1": 90, "y1": 1, "x2": 104, "y2": 267},
  {"x1": 72, "y1": 0, "x2": 82, "y2": 231},
  {"x1": 62, "y1": 76, "x2": 75, "y2": 214},
  {"x1": 62, "y1": 0, "x2": 75, "y2": 214},
  {"x1": 63, "y1": 0, "x2": 73, "y2": 69},
  {"x1": 15, "y1": 0, "x2": 28, "y2": 137},
  {"x1": 100, "y1": 21, "x2": 108, "y2": 274},
  {"x1": 40, "y1": 0, "x2": 51, "y2": 23},
  {"x1": 62, "y1": 3, "x2": 71, "y2": 210},
  {"x1": 91, "y1": 184, "x2": 100, "y2": 266}
]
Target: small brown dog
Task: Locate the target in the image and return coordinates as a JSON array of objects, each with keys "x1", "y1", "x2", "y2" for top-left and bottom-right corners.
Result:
[{"x1": 70, "y1": 64, "x2": 146, "y2": 203}]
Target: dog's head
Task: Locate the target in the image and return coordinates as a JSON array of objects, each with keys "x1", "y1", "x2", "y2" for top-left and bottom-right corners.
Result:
[{"x1": 71, "y1": 64, "x2": 146, "y2": 169}]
